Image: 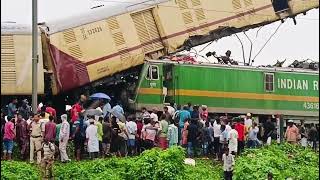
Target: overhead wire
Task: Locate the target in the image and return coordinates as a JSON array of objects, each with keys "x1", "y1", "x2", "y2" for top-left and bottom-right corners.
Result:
[
  {"x1": 251, "y1": 21, "x2": 284, "y2": 65},
  {"x1": 234, "y1": 33, "x2": 246, "y2": 65},
  {"x1": 243, "y1": 31, "x2": 253, "y2": 65},
  {"x1": 199, "y1": 40, "x2": 215, "y2": 53},
  {"x1": 255, "y1": 26, "x2": 264, "y2": 38}
]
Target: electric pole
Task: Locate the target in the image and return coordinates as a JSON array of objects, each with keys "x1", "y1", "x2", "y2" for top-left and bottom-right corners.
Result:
[{"x1": 32, "y1": 0, "x2": 38, "y2": 113}]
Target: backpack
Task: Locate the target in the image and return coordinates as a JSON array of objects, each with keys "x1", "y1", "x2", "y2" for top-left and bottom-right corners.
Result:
[{"x1": 43, "y1": 142, "x2": 59, "y2": 156}]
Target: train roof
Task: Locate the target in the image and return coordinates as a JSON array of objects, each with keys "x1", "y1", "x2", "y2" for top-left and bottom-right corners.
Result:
[
  {"x1": 147, "y1": 59, "x2": 320, "y2": 74},
  {"x1": 1, "y1": 22, "x2": 32, "y2": 35},
  {"x1": 43, "y1": 0, "x2": 169, "y2": 35}
]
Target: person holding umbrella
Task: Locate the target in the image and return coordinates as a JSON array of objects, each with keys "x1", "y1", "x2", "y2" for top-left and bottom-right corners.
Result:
[
  {"x1": 111, "y1": 103, "x2": 125, "y2": 123},
  {"x1": 84, "y1": 93, "x2": 111, "y2": 122}
]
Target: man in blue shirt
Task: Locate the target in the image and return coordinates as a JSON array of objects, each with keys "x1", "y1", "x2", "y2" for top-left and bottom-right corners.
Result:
[
  {"x1": 111, "y1": 103, "x2": 125, "y2": 122},
  {"x1": 102, "y1": 100, "x2": 112, "y2": 119},
  {"x1": 178, "y1": 105, "x2": 191, "y2": 144}
]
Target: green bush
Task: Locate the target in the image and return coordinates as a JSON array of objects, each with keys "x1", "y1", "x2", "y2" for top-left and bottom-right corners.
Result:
[
  {"x1": 54, "y1": 147, "x2": 187, "y2": 180},
  {"x1": 53, "y1": 147, "x2": 220, "y2": 180},
  {"x1": 1, "y1": 161, "x2": 41, "y2": 180},
  {"x1": 180, "y1": 159, "x2": 223, "y2": 180},
  {"x1": 233, "y1": 143, "x2": 319, "y2": 180},
  {"x1": 3, "y1": 143, "x2": 317, "y2": 180}
]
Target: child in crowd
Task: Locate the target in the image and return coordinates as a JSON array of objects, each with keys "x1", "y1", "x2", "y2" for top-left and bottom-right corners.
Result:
[{"x1": 222, "y1": 147, "x2": 235, "y2": 180}]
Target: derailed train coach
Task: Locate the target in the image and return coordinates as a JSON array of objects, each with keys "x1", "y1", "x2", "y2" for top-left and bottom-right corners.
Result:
[
  {"x1": 39, "y1": 0, "x2": 319, "y2": 95},
  {"x1": 1, "y1": 23, "x2": 45, "y2": 95},
  {"x1": 133, "y1": 60, "x2": 319, "y2": 121}
]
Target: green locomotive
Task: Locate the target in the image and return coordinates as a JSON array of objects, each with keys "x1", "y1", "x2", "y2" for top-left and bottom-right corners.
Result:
[{"x1": 131, "y1": 60, "x2": 319, "y2": 121}]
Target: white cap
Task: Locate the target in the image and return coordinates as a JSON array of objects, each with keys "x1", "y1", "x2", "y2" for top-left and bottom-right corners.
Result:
[
  {"x1": 246, "y1": 113, "x2": 251, "y2": 117},
  {"x1": 61, "y1": 114, "x2": 67, "y2": 121},
  {"x1": 288, "y1": 120, "x2": 294, "y2": 123}
]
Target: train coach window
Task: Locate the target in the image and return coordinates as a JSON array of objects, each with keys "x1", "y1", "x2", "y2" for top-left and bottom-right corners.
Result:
[
  {"x1": 265, "y1": 73, "x2": 274, "y2": 92},
  {"x1": 146, "y1": 65, "x2": 159, "y2": 80},
  {"x1": 272, "y1": 0, "x2": 289, "y2": 13}
]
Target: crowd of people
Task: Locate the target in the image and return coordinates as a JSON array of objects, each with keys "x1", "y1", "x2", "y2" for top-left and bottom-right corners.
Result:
[{"x1": 1, "y1": 96, "x2": 319, "y2": 179}]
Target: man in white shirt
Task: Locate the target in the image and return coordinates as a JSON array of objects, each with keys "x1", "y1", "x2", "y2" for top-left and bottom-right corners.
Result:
[
  {"x1": 244, "y1": 113, "x2": 253, "y2": 129},
  {"x1": 228, "y1": 124, "x2": 238, "y2": 155},
  {"x1": 86, "y1": 117, "x2": 99, "y2": 159},
  {"x1": 225, "y1": 122, "x2": 232, "y2": 132},
  {"x1": 150, "y1": 108, "x2": 159, "y2": 122},
  {"x1": 167, "y1": 102, "x2": 175, "y2": 117},
  {"x1": 126, "y1": 116, "x2": 137, "y2": 156},
  {"x1": 213, "y1": 119, "x2": 222, "y2": 160}
]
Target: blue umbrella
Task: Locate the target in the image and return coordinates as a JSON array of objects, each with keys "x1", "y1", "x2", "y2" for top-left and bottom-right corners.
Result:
[{"x1": 90, "y1": 93, "x2": 111, "y2": 100}]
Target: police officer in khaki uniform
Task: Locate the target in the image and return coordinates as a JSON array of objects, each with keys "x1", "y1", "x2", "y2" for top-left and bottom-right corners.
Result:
[{"x1": 29, "y1": 114, "x2": 44, "y2": 164}]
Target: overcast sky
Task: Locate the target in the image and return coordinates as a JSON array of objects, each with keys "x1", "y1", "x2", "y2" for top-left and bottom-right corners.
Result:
[
  {"x1": 1, "y1": 0, "x2": 319, "y2": 66},
  {"x1": 193, "y1": 9, "x2": 319, "y2": 66}
]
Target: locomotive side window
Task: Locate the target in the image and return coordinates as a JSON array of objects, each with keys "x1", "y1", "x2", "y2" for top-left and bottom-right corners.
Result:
[
  {"x1": 151, "y1": 66, "x2": 159, "y2": 80},
  {"x1": 265, "y1": 73, "x2": 274, "y2": 92},
  {"x1": 146, "y1": 65, "x2": 159, "y2": 80}
]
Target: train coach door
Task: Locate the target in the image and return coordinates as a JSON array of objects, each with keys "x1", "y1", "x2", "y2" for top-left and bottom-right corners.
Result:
[
  {"x1": 145, "y1": 64, "x2": 163, "y2": 105},
  {"x1": 163, "y1": 63, "x2": 174, "y2": 104}
]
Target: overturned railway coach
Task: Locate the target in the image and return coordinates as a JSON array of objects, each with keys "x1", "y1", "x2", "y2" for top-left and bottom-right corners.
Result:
[{"x1": 133, "y1": 60, "x2": 319, "y2": 121}]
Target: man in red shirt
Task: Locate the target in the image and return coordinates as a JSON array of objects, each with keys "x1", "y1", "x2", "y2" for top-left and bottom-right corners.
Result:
[
  {"x1": 234, "y1": 118, "x2": 245, "y2": 155},
  {"x1": 71, "y1": 95, "x2": 87, "y2": 123},
  {"x1": 44, "y1": 116, "x2": 56, "y2": 142},
  {"x1": 3, "y1": 117, "x2": 16, "y2": 160},
  {"x1": 71, "y1": 103, "x2": 83, "y2": 123}
]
